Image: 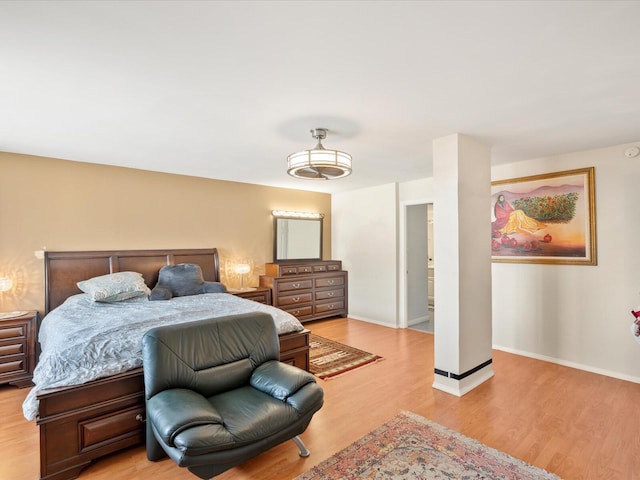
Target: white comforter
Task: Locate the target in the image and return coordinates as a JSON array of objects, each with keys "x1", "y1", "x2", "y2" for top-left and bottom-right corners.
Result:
[{"x1": 23, "y1": 292, "x2": 303, "y2": 420}]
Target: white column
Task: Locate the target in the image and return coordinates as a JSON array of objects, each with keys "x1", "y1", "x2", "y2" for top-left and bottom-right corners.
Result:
[{"x1": 432, "y1": 134, "x2": 494, "y2": 396}]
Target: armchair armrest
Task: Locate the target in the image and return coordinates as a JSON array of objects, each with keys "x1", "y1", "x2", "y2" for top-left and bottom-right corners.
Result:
[
  {"x1": 147, "y1": 388, "x2": 223, "y2": 446},
  {"x1": 250, "y1": 361, "x2": 316, "y2": 402}
]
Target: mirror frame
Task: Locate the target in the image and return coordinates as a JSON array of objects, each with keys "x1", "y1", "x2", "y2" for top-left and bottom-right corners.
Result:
[{"x1": 273, "y1": 215, "x2": 324, "y2": 262}]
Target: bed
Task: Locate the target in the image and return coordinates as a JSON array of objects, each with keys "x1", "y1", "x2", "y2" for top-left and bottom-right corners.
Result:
[{"x1": 28, "y1": 248, "x2": 310, "y2": 480}]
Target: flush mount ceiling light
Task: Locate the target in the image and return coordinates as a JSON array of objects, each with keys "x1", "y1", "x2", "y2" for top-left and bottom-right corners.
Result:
[{"x1": 287, "y1": 128, "x2": 352, "y2": 180}]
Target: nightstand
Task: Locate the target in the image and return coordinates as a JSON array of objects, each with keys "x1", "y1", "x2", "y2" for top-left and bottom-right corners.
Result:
[
  {"x1": 229, "y1": 286, "x2": 272, "y2": 305},
  {"x1": 0, "y1": 310, "x2": 39, "y2": 388}
]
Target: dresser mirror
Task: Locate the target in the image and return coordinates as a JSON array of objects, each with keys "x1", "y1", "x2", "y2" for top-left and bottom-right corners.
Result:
[{"x1": 273, "y1": 214, "x2": 323, "y2": 262}]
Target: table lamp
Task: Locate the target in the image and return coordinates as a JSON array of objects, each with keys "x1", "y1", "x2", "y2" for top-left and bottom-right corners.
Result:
[
  {"x1": 234, "y1": 264, "x2": 255, "y2": 292},
  {"x1": 0, "y1": 275, "x2": 26, "y2": 320}
]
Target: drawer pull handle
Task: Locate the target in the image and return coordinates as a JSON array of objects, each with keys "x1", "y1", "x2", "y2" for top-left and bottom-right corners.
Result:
[
  {"x1": 136, "y1": 414, "x2": 146, "y2": 423},
  {"x1": 327, "y1": 280, "x2": 334, "y2": 285},
  {"x1": 292, "y1": 297, "x2": 300, "y2": 302},
  {"x1": 328, "y1": 304, "x2": 334, "y2": 308},
  {"x1": 327, "y1": 292, "x2": 334, "y2": 297},
  {"x1": 292, "y1": 283, "x2": 301, "y2": 288},
  {"x1": 293, "y1": 310, "x2": 300, "y2": 315}
]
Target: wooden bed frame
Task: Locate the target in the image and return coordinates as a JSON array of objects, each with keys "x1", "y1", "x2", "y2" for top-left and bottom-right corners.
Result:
[{"x1": 36, "y1": 248, "x2": 310, "y2": 480}]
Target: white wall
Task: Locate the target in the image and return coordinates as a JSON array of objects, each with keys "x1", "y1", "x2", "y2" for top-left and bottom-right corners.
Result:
[
  {"x1": 399, "y1": 177, "x2": 434, "y2": 203},
  {"x1": 333, "y1": 140, "x2": 640, "y2": 382},
  {"x1": 491, "y1": 142, "x2": 640, "y2": 382},
  {"x1": 332, "y1": 183, "x2": 398, "y2": 326}
]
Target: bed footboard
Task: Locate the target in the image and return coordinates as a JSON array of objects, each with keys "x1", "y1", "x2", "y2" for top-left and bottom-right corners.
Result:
[{"x1": 37, "y1": 330, "x2": 309, "y2": 480}]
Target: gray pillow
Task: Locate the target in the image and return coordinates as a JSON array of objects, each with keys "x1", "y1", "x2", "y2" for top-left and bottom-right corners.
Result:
[
  {"x1": 78, "y1": 271, "x2": 150, "y2": 302},
  {"x1": 149, "y1": 263, "x2": 227, "y2": 301}
]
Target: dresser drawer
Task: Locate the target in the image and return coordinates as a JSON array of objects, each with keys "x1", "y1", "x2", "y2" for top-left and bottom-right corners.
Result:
[
  {"x1": 281, "y1": 305, "x2": 313, "y2": 319},
  {"x1": 277, "y1": 292, "x2": 313, "y2": 306},
  {"x1": 279, "y1": 266, "x2": 299, "y2": 275},
  {"x1": 79, "y1": 405, "x2": 145, "y2": 452},
  {"x1": 0, "y1": 359, "x2": 25, "y2": 375},
  {"x1": 277, "y1": 279, "x2": 313, "y2": 292},
  {"x1": 315, "y1": 299, "x2": 345, "y2": 314},
  {"x1": 0, "y1": 342, "x2": 25, "y2": 357},
  {"x1": 278, "y1": 330, "x2": 309, "y2": 352},
  {"x1": 315, "y1": 276, "x2": 345, "y2": 288},
  {"x1": 230, "y1": 287, "x2": 271, "y2": 305},
  {"x1": 0, "y1": 325, "x2": 25, "y2": 340},
  {"x1": 315, "y1": 288, "x2": 344, "y2": 301},
  {"x1": 239, "y1": 292, "x2": 269, "y2": 304}
]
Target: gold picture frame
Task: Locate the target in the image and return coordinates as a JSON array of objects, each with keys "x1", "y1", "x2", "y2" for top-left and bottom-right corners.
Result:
[{"x1": 491, "y1": 167, "x2": 596, "y2": 265}]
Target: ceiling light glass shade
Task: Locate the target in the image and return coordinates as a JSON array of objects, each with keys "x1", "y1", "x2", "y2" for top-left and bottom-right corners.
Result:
[
  {"x1": 287, "y1": 128, "x2": 352, "y2": 180},
  {"x1": 287, "y1": 149, "x2": 352, "y2": 180}
]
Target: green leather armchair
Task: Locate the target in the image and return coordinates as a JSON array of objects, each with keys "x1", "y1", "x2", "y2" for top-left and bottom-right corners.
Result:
[{"x1": 142, "y1": 312, "x2": 324, "y2": 479}]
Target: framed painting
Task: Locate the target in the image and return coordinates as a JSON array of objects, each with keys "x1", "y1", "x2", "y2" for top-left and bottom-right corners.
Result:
[{"x1": 491, "y1": 167, "x2": 596, "y2": 265}]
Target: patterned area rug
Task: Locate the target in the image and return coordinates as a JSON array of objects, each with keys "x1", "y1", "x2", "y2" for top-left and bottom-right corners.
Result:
[
  {"x1": 294, "y1": 411, "x2": 561, "y2": 480},
  {"x1": 308, "y1": 333, "x2": 383, "y2": 379}
]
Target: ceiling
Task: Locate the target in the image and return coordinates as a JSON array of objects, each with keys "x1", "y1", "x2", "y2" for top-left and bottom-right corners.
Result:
[{"x1": 1, "y1": 1, "x2": 639, "y2": 194}]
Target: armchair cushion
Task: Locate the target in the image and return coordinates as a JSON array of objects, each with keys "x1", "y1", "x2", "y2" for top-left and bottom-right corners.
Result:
[
  {"x1": 147, "y1": 389, "x2": 223, "y2": 446},
  {"x1": 169, "y1": 386, "x2": 306, "y2": 456},
  {"x1": 250, "y1": 361, "x2": 317, "y2": 402}
]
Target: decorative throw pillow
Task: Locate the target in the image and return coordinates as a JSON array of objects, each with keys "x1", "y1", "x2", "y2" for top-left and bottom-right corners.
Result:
[
  {"x1": 149, "y1": 263, "x2": 226, "y2": 301},
  {"x1": 77, "y1": 271, "x2": 151, "y2": 302}
]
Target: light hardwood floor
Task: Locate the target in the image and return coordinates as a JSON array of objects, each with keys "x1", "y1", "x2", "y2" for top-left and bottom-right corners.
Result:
[{"x1": 2, "y1": 318, "x2": 639, "y2": 480}]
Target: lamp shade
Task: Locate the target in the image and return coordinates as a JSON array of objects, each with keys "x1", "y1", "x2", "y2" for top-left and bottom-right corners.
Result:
[
  {"x1": 0, "y1": 276, "x2": 12, "y2": 292},
  {"x1": 234, "y1": 264, "x2": 251, "y2": 275}
]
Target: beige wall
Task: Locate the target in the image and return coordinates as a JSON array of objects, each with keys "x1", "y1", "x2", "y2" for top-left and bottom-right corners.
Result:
[{"x1": 0, "y1": 152, "x2": 331, "y2": 314}]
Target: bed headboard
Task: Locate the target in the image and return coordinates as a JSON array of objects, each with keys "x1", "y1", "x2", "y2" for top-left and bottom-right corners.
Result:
[{"x1": 44, "y1": 248, "x2": 221, "y2": 314}]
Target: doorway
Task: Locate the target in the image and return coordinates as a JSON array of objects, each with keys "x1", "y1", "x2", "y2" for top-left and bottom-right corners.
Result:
[{"x1": 405, "y1": 203, "x2": 434, "y2": 333}]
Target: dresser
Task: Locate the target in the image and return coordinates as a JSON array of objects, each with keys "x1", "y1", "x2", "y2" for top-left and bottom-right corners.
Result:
[
  {"x1": 0, "y1": 311, "x2": 39, "y2": 387},
  {"x1": 259, "y1": 261, "x2": 348, "y2": 323}
]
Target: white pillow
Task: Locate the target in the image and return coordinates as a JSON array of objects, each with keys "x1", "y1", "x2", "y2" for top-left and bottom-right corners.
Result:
[{"x1": 77, "y1": 271, "x2": 150, "y2": 302}]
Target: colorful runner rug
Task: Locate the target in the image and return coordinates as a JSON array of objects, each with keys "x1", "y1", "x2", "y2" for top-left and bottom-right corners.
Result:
[
  {"x1": 295, "y1": 411, "x2": 561, "y2": 479},
  {"x1": 308, "y1": 333, "x2": 383, "y2": 379}
]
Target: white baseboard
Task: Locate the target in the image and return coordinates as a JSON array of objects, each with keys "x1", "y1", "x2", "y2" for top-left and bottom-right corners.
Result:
[
  {"x1": 408, "y1": 315, "x2": 430, "y2": 326},
  {"x1": 432, "y1": 364, "x2": 495, "y2": 397},
  {"x1": 493, "y1": 344, "x2": 640, "y2": 385},
  {"x1": 347, "y1": 314, "x2": 399, "y2": 329}
]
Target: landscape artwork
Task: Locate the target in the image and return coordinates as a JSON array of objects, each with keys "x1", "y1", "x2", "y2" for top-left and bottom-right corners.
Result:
[{"x1": 491, "y1": 167, "x2": 596, "y2": 265}]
